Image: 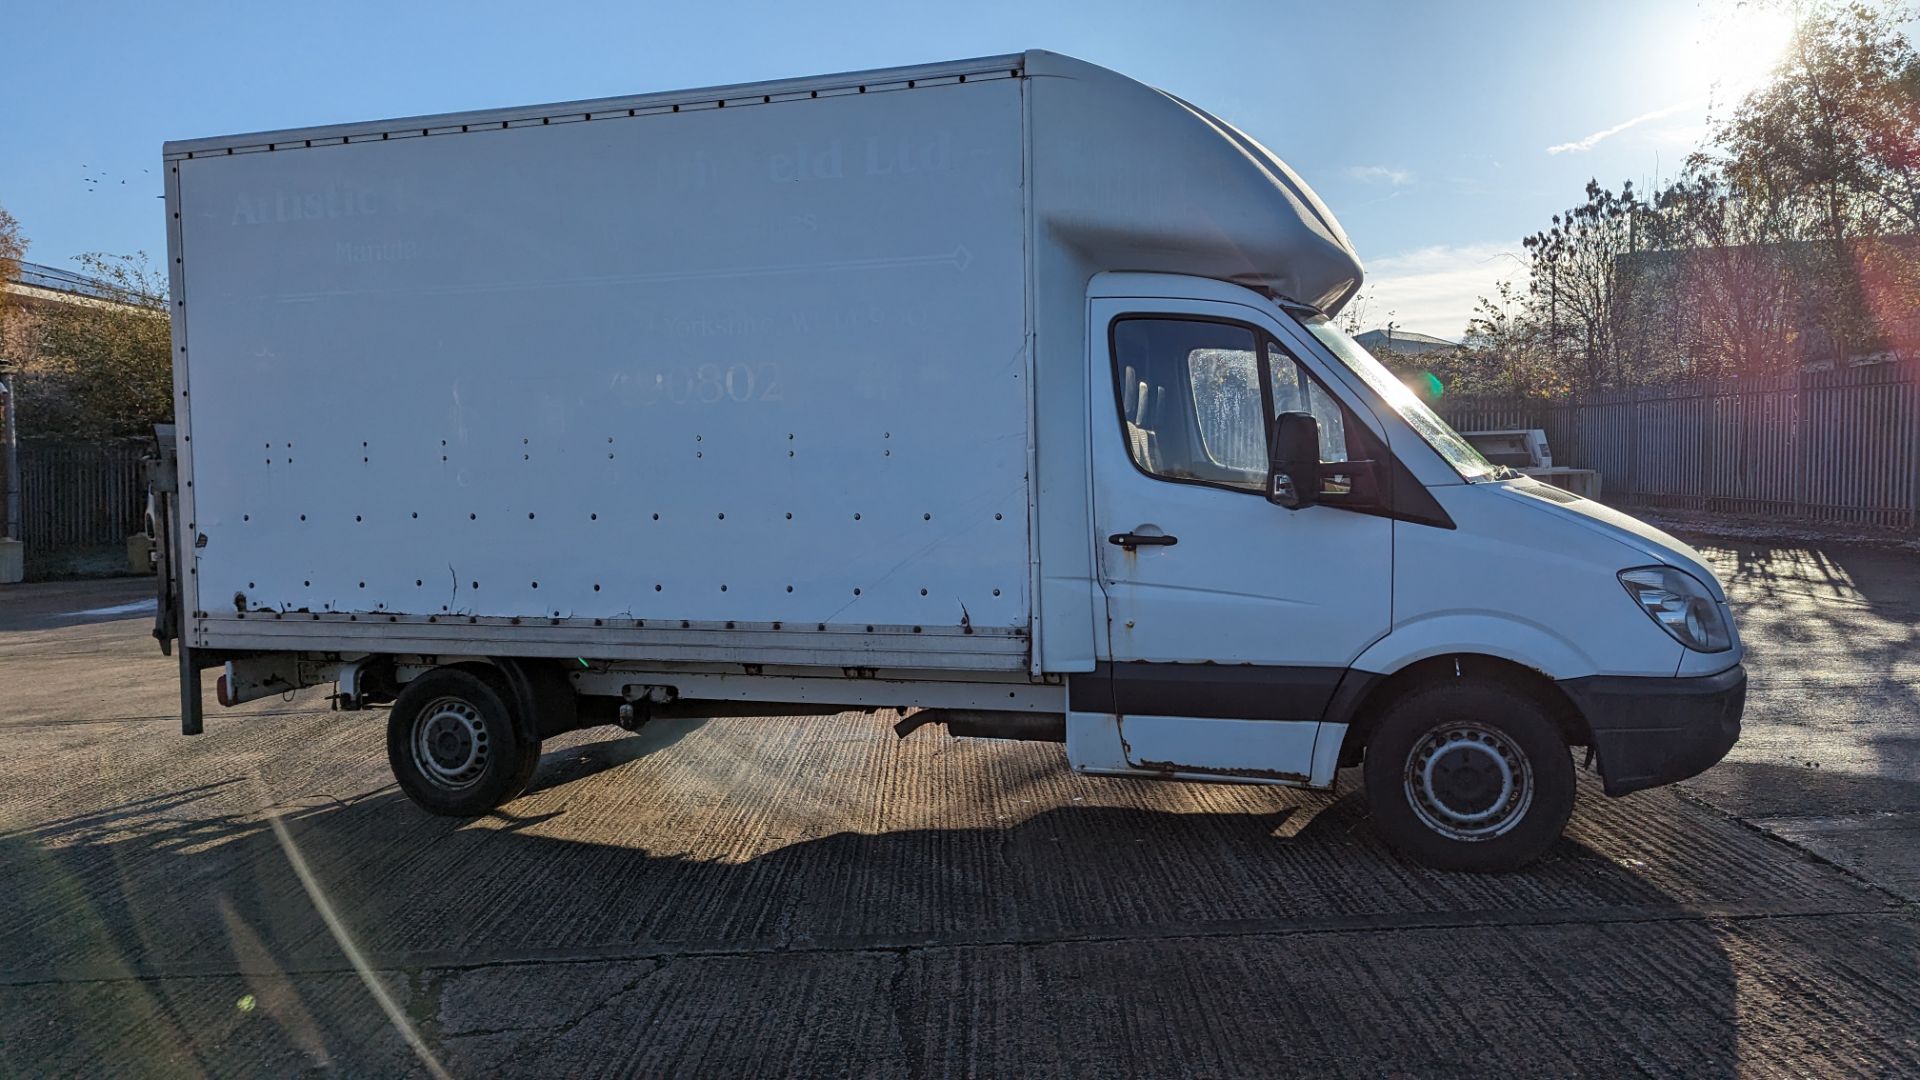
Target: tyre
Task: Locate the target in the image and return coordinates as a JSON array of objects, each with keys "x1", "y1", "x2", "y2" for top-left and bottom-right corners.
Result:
[
  {"x1": 387, "y1": 666, "x2": 542, "y2": 816},
  {"x1": 1362, "y1": 678, "x2": 1575, "y2": 872}
]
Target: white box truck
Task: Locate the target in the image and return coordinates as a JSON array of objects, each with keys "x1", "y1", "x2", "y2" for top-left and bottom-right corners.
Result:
[{"x1": 154, "y1": 51, "x2": 1744, "y2": 870}]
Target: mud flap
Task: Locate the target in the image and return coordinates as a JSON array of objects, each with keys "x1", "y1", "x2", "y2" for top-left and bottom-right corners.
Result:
[{"x1": 180, "y1": 645, "x2": 203, "y2": 735}]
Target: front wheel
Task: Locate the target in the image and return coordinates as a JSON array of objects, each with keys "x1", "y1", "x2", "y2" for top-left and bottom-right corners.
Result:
[
  {"x1": 1362, "y1": 679, "x2": 1575, "y2": 872},
  {"x1": 387, "y1": 667, "x2": 541, "y2": 816}
]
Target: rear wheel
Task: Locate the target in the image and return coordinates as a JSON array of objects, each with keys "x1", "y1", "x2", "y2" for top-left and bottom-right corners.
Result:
[
  {"x1": 387, "y1": 667, "x2": 541, "y2": 816},
  {"x1": 1362, "y1": 679, "x2": 1575, "y2": 872}
]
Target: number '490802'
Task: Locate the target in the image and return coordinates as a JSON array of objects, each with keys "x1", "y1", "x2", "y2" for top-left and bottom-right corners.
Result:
[{"x1": 647, "y1": 363, "x2": 783, "y2": 404}]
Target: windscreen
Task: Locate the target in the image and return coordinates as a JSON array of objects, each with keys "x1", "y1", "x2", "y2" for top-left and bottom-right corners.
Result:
[{"x1": 1296, "y1": 316, "x2": 1498, "y2": 482}]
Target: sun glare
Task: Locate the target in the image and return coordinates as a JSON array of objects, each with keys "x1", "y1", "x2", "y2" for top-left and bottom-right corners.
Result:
[{"x1": 1698, "y1": 7, "x2": 1799, "y2": 96}]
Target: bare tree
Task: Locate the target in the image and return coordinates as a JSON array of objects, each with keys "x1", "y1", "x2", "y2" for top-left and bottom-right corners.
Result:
[
  {"x1": 1457, "y1": 280, "x2": 1565, "y2": 396},
  {"x1": 1335, "y1": 287, "x2": 1376, "y2": 336},
  {"x1": 1521, "y1": 180, "x2": 1647, "y2": 391}
]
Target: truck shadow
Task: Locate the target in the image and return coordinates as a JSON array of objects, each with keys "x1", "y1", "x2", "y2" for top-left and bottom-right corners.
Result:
[
  {"x1": 521, "y1": 716, "x2": 708, "y2": 795},
  {"x1": 0, "y1": 754, "x2": 1756, "y2": 1077}
]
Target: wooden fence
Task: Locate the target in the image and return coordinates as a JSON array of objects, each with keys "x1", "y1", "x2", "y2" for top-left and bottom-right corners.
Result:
[
  {"x1": 1437, "y1": 360, "x2": 1920, "y2": 530},
  {"x1": 5, "y1": 440, "x2": 149, "y2": 550}
]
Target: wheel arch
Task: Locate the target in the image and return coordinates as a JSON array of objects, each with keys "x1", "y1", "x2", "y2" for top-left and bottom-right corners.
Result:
[
  {"x1": 1331, "y1": 653, "x2": 1592, "y2": 768},
  {"x1": 383, "y1": 656, "x2": 579, "y2": 743}
]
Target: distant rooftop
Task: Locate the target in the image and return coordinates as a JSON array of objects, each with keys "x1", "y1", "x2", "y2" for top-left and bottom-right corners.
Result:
[{"x1": 1354, "y1": 328, "x2": 1458, "y2": 354}]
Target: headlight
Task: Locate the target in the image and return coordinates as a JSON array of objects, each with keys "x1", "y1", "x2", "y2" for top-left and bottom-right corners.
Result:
[{"x1": 1618, "y1": 567, "x2": 1732, "y2": 652}]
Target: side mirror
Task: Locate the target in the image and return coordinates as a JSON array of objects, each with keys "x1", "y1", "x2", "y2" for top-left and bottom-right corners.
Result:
[{"x1": 1268, "y1": 411, "x2": 1322, "y2": 510}]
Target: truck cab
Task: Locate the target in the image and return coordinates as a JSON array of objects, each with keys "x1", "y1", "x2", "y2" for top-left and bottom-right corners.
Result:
[{"x1": 1061, "y1": 272, "x2": 1743, "y2": 869}]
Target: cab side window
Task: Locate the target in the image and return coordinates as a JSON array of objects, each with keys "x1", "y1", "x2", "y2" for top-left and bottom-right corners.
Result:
[
  {"x1": 1267, "y1": 341, "x2": 1348, "y2": 465},
  {"x1": 1269, "y1": 340, "x2": 1379, "y2": 499},
  {"x1": 1112, "y1": 318, "x2": 1266, "y2": 493}
]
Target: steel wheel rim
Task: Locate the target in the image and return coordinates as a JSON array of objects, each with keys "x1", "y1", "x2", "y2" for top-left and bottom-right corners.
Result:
[
  {"x1": 411, "y1": 696, "x2": 490, "y2": 790},
  {"x1": 1403, "y1": 721, "x2": 1533, "y2": 841}
]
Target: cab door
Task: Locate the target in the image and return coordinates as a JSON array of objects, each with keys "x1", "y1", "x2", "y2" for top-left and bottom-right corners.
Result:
[{"x1": 1068, "y1": 295, "x2": 1393, "y2": 785}]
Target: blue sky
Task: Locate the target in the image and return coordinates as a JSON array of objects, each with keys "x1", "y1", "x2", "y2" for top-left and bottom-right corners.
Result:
[{"x1": 7, "y1": 0, "x2": 1790, "y2": 337}]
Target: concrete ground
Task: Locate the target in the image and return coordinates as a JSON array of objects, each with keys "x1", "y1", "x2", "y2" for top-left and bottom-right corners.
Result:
[{"x1": 0, "y1": 538, "x2": 1915, "y2": 1077}]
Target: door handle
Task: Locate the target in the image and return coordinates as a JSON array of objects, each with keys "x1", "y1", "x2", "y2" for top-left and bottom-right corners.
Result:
[{"x1": 1108, "y1": 532, "x2": 1178, "y2": 549}]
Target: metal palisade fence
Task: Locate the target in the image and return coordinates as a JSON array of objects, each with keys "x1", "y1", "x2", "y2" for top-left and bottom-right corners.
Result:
[
  {"x1": 9, "y1": 439, "x2": 149, "y2": 550},
  {"x1": 1437, "y1": 359, "x2": 1920, "y2": 531}
]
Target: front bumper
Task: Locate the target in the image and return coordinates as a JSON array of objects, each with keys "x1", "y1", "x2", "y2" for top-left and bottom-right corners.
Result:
[{"x1": 1558, "y1": 664, "x2": 1746, "y2": 795}]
